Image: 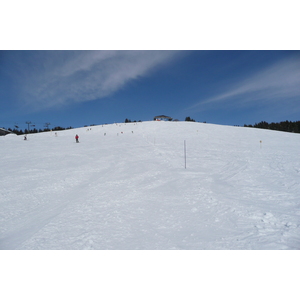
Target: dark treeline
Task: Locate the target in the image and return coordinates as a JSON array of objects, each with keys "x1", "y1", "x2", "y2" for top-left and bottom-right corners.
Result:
[
  {"x1": 4, "y1": 126, "x2": 73, "y2": 135},
  {"x1": 4, "y1": 120, "x2": 300, "y2": 135},
  {"x1": 185, "y1": 116, "x2": 196, "y2": 122},
  {"x1": 244, "y1": 120, "x2": 300, "y2": 133},
  {"x1": 125, "y1": 119, "x2": 142, "y2": 123}
]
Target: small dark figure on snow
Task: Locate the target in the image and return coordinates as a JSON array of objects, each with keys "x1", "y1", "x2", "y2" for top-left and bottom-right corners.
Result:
[{"x1": 75, "y1": 134, "x2": 79, "y2": 143}]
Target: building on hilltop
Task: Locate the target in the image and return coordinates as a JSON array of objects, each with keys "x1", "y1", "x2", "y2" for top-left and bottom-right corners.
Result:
[
  {"x1": 0, "y1": 128, "x2": 15, "y2": 136},
  {"x1": 154, "y1": 115, "x2": 173, "y2": 121}
]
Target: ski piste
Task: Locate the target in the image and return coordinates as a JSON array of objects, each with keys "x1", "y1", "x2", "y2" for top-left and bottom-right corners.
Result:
[{"x1": 1, "y1": 121, "x2": 299, "y2": 250}]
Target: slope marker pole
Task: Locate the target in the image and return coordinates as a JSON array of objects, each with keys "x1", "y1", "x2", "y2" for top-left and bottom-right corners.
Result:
[{"x1": 184, "y1": 140, "x2": 187, "y2": 169}]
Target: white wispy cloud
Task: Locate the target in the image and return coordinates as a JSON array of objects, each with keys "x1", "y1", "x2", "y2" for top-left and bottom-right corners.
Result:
[
  {"x1": 190, "y1": 55, "x2": 300, "y2": 110},
  {"x1": 12, "y1": 50, "x2": 179, "y2": 109}
]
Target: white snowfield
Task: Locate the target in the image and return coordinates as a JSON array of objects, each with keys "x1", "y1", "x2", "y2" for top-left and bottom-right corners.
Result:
[{"x1": 1, "y1": 121, "x2": 299, "y2": 250}]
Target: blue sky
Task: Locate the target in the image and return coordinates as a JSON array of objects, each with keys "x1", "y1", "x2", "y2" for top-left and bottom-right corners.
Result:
[{"x1": 1, "y1": 50, "x2": 300, "y2": 130}]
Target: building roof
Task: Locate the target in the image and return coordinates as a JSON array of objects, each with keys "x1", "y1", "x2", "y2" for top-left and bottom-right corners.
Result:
[
  {"x1": 0, "y1": 128, "x2": 14, "y2": 136},
  {"x1": 154, "y1": 115, "x2": 173, "y2": 120}
]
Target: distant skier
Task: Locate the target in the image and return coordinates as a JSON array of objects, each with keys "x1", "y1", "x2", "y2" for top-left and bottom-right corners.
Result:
[{"x1": 75, "y1": 134, "x2": 79, "y2": 143}]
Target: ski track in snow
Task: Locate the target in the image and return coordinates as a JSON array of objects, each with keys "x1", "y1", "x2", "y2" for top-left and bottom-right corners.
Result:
[{"x1": 1, "y1": 121, "x2": 300, "y2": 249}]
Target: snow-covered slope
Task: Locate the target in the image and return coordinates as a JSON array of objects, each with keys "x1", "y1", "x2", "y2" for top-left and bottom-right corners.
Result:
[{"x1": 1, "y1": 121, "x2": 299, "y2": 249}]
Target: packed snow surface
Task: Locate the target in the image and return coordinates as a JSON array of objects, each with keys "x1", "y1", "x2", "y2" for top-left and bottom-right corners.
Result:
[{"x1": 1, "y1": 121, "x2": 300, "y2": 249}]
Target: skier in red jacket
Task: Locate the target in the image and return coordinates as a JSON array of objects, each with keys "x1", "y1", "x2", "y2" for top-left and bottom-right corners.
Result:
[{"x1": 75, "y1": 134, "x2": 79, "y2": 143}]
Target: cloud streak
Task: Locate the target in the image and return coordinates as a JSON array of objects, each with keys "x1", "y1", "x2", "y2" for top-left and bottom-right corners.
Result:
[
  {"x1": 10, "y1": 50, "x2": 179, "y2": 110},
  {"x1": 191, "y1": 55, "x2": 300, "y2": 110}
]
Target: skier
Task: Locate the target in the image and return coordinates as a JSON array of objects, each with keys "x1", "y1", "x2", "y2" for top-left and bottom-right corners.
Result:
[{"x1": 75, "y1": 134, "x2": 79, "y2": 143}]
